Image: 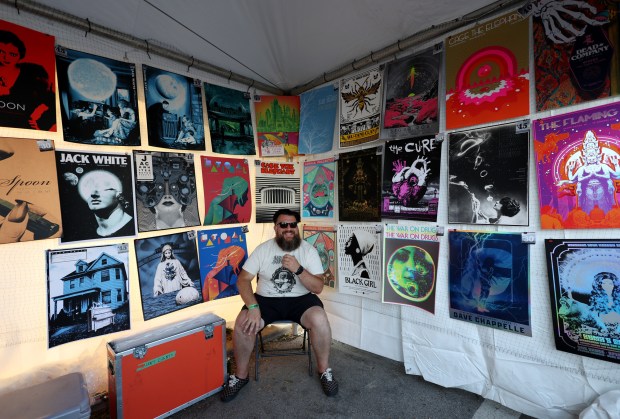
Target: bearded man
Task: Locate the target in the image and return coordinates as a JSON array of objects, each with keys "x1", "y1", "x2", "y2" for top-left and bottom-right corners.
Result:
[{"x1": 221, "y1": 209, "x2": 339, "y2": 401}]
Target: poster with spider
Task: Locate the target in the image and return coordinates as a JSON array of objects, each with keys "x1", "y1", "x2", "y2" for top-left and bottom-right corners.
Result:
[
  {"x1": 533, "y1": 102, "x2": 620, "y2": 229},
  {"x1": 0, "y1": 19, "x2": 56, "y2": 131},
  {"x1": 200, "y1": 156, "x2": 251, "y2": 226},
  {"x1": 449, "y1": 230, "x2": 531, "y2": 336},
  {"x1": 204, "y1": 82, "x2": 255, "y2": 155},
  {"x1": 56, "y1": 46, "x2": 140, "y2": 146},
  {"x1": 142, "y1": 64, "x2": 205, "y2": 150},
  {"x1": 254, "y1": 95, "x2": 300, "y2": 158},
  {"x1": 531, "y1": 0, "x2": 619, "y2": 112},
  {"x1": 339, "y1": 66, "x2": 383, "y2": 148},
  {"x1": 382, "y1": 224, "x2": 439, "y2": 313},
  {"x1": 254, "y1": 160, "x2": 300, "y2": 223},
  {"x1": 134, "y1": 231, "x2": 203, "y2": 321},
  {"x1": 545, "y1": 239, "x2": 620, "y2": 364},
  {"x1": 56, "y1": 150, "x2": 136, "y2": 243},
  {"x1": 133, "y1": 151, "x2": 200, "y2": 232},
  {"x1": 337, "y1": 147, "x2": 381, "y2": 222},
  {"x1": 337, "y1": 224, "x2": 382, "y2": 300},
  {"x1": 448, "y1": 122, "x2": 529, "y2": 226},
  {"x1": 382, "y1": 136, "x2": 441, "y2": 221},
  {"x1": 0, "y1": 138, "x2": 62, "y2": 244},
  {"x1": 302, "y1": 157, "x2": 335, "y2": 219},
  {"x1": 198, "y1": 226, "x2": 248, "y2": 301},
  {"x1": 299, "y1": 84, "x2": 338, "y2": 154},
  {"x1": 444, "y1": 10, "x2": 530, "y2": 130},
  {"x1": 47, "y1": 243, "x2": 130, "y2": 348},
  {"x1": 382, "y1": 46, "x2": 440, "y2": 138},
  {"x1": 302, "y1": 224, "x2": 337, "y2": 288}
]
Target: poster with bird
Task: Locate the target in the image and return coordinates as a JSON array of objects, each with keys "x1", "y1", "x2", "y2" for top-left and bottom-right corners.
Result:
[
  {"x1": 254, "y1": 95, "x2": 300, "y2": 158},
  {"x1": 201, "y1": 156, "x2": 251, "y2": 225}
]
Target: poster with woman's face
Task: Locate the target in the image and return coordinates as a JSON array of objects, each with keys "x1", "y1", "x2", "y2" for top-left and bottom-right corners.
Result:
[
  {"x1": 337, "y1": 223, "x2": 382, "y2": 300},
  {"x1": 546, "y1": 239, "x2": 620, "y2": 364},
  {"x1": 55, "y1": 150, "x2": 136, "y2": 243},
  {"x1": 0, "y1": 19, "x2": 56, "y2": 131}
]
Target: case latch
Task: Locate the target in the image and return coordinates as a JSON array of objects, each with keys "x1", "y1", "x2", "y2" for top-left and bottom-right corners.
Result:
[
  {"x1": 204, "y1": 324, "x2": 214, "y2": 340},
  {"x1": 133, "y1": 345, "x2": 148, "y2": 359}
]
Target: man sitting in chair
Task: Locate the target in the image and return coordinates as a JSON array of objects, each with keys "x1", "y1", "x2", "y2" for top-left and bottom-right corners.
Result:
[{"x1": 221, "y1": 208, "x2": 338, "y2": 401}]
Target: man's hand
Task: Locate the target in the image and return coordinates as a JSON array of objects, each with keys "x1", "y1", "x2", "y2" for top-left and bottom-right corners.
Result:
[
  {"x1": 281, "y1": 254, "x2": 301, "y2": 273},
  {"x1": 241, "y1": 308, "x2": 262, "y2": 335}
]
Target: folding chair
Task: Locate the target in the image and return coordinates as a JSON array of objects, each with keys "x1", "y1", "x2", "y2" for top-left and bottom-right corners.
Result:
[{"x1": 254, "y1": 320, "x2": 312, "y2": 381}]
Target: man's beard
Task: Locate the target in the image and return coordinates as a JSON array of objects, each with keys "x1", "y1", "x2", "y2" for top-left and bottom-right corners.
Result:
[{"x1": 276, "y1": 234, "x2": 301, "y2": 251}]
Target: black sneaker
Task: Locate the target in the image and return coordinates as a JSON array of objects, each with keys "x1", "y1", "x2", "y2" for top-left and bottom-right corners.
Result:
[
  {"x1": 220, "y1": 374, "x2": 249, "y2": 402},
  {"x1": 319, "y1": 368, "x2": 339, "y2": 397}
]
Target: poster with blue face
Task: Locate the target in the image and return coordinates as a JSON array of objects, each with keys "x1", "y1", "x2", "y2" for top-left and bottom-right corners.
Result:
[
  {"x1": 143, "y1": 65, "x2": 205, "y2": 150},
  {"x1": 198, "y1": 226, "x2": 248, "y2": 301},
  {"x1": 56, "y1": 46, "x2": 140, "y2": 146},
  {"x1": 134, "y1": 231, "x2": 203, "y2": 320},
  {"x1": 449, "y1": 230, "x2": 531, "y2": 336}
]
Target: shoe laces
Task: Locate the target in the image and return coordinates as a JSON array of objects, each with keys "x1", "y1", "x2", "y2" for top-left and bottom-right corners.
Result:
[
  {"x1": 227, "y1": 375, "x2": 241, "y2": 387},
  {"x1": 321, "y1": 368, "x2": 333, "y2": 381}
]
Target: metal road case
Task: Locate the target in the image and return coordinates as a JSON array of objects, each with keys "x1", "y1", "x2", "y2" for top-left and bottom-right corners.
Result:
[{"x1": 107, "y1": 313, "x2": 226, "y2": 419}]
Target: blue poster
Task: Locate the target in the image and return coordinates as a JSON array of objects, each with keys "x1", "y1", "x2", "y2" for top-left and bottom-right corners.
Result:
[{"x1": 299, "y1": 84, "x2": 338, "y2": 154}]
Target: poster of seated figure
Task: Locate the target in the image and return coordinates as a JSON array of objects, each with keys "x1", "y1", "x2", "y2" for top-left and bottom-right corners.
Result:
[
  {"x1": 56, "y1": 46, "x2": 140, "y2": 146},
  {"x1": 135, "y1": 231, "x2": 203, "y2": 320},
  {"x1": 534, "y1": 102, "x2": 620, "y2": 229},
  {"x1": 337, "y1": 224, "x2": 382, "y2": 300},
  {"x1": 338, "y1": 147, "x2": 381, "y2": 222},
  {"x1": 47, "y1": 243, "x2": 131, "y2": 348},
  {"x1": 449, "y1": 230, "x2": 531, "y2": 336},
  {"x1": 143, "y1": 64, "x2": 205, "y2": 150},
  {"x1": 133, "y1": 150, "x2": 200, "y2": 232},
  {"x1": 448, "y1": 122, "x2": 529, "y2": 226},
  {"x1": 546, "y1": 239, "x2": 620, "y2": 364}
]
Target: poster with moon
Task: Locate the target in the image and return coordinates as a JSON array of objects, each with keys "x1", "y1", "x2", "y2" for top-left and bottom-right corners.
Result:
[
  {"x1": 56, "y1": 46, "x2": 140, "y2": 146},
  {"x1": 444, "y1": 10, "x2": 530, "y2": 130},
  {"x1": 143, "y1": 65, "x2": 205, "y2": 150}
]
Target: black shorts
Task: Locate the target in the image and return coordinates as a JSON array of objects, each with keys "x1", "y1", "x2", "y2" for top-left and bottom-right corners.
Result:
[{"x1": 242, "y1": 293, "x2": 324, "y2": 327}]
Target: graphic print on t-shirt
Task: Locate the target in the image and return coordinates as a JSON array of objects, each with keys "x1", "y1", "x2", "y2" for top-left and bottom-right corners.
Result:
[{"x1": 271, "y1": 255, "x2": 296, "y2": 294}]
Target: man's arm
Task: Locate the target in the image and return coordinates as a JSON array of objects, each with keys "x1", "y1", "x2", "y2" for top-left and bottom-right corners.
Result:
[{"x1": 281, "y1": 254, "x2": 324, "y2": 294}]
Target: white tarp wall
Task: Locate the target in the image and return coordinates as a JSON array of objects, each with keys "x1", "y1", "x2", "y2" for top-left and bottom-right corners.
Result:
[{"x1": 0, "y1": 4, "x2": 619, "y2": 419}]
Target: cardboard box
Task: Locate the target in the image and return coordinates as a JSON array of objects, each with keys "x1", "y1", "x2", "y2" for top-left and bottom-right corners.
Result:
[{"x1": 107, "y1": 313, "x2": 226, "y2": 418}]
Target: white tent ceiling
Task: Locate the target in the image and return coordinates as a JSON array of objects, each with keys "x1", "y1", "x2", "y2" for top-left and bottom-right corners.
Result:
[{"x1": 31, "y1": 0, "x2": 516, "y2": 93}]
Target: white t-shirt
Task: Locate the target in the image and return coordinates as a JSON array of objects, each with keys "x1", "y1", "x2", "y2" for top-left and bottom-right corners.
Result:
[{"x1": 242, "y1": 239, "x2": 323, "y2": 297}]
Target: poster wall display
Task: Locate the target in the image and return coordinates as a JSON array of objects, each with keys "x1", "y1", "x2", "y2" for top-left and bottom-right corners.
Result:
[
  {"x1": 337, "y1": 224, "x2": 382, "y2": 300},
  {"x1": 204, "y1": 83, "x2": 255, "y2": 155},
  {"x1": 382, "y1": 46, "x2": 440, "y2": 138},
  {"x1": 339, "y1": 66, "x2": 383, "y2": 147},
  {"x1": 255, "y1": 95, "x2": 300, "y2": 158},
  {"x1": 533, "y1": 0, "x2": 619, "y2": 112},
  {"x1": 254, "y1": 160, "x2": 300, "y2": 223},
  {"x1": 0, "y1": 19, "x2": 56, "y2": 131},
  {"x1": 444, "y1": 10, "x2": 530, "y2": 130},
  {"x1": 534, "y1": 102, "x2": 620, "y2": 229},
  {"x1": 143, "y1": 65, "x2": 205, "y2": 150},
  {"x1": 302, "y1": 158, "x2": 335, "y2": 219},
  {"x1": 133, "y1": 151, "x2": 200, "y2": 232},
  {"x1": 338, "y1": 147, "x2": 381, "y2": 222},
  {"x1": 135, "y1": 231, "x2": 203, "y2": 321},
  {"x1": 56, "y1": 46, "x2": 140, "y2": 146},
  {"x1": 546, "y1": 239, "x2": 620, "y2": 364},
  {"x1": 0, "y1": 138, "x2": 62, "y2": 244},
  {"x1": 382, "y1": 136, "x2": 441, "y2": 221},
  {"x1": 198, "y1": 226, "x2": 248, "y2": 301},
  {"x1": 448, "y1": 122, "x2": 529, "y2": 226},
  {"x1": 201, "y1": 156, "x2": 251, "y2": 225},
  {"x1": 449, "y1": 230, "x2": 531, "y2": 336},
  {"x1": 299, "y1": 84, "x2": 338, "y2": 154},
  {"x1": 56, "y1": 150, "x2": 136, "y2": 243},
  {"x1": 382, "y1": 224, "x2": 439, "y2": 313},
  {"x1": 47, "y1": 244, "x2": 130, "y2": 348},
  {"x1": 302, "y1": 224, "x2": 337, "y2": 288}
]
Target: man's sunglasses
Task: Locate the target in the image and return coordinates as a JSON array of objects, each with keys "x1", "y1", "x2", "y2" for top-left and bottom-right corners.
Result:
[{"x1": 277, "y1": 222, "x2": 298, "y2": 228}]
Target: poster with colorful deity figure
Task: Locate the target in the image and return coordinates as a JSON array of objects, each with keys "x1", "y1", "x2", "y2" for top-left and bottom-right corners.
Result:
[
  {"x1": 302, "y1": 158, "x2": 335, "y2": 219},
  {"x1": 534, "y1": 102, "x2": 620, "y2": 229},
  {"x1": 338, "y1": 147, "x2": 382, "y2": 222},
  {"x1": 382, "y1": 135, "x2": 441, "y2": 221},
  {"x1": 531, "y1": 0, "x2": 619, "y2": 112},
  {"x1": 445, "y1": 10, "x2": 530, "y2": 130},
  {"x1": 201, "y1": 156, "x2": 251, "y2": 225}
]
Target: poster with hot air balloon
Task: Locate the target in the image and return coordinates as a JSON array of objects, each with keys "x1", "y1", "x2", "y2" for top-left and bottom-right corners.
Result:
[
  {"x1": 302, "y1": 224, "x2": 336, "y2": 288},
  {"x1": 302, "y1": 158, "x2": 335, "y2": 219},
  {"x1": 254, "y1": 95, "x2": 301, "y2": 158},
  {"x1": 198, "y1": 226, "x2": 248, "y2": 301}
]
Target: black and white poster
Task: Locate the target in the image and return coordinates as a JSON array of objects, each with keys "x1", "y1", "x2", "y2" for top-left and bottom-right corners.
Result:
[
  {"x1": 337, "y1": 224, "x2": 382, "y2": 301},
  {"x1": 448, "y1": 122, "x2": 529, "y2": 226},
  {"x1": 55, "y1": 150, "x2": 136, "y2": 243}
]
